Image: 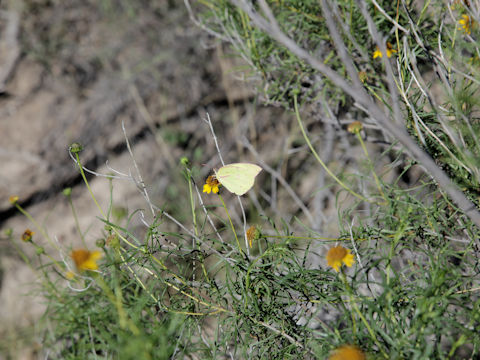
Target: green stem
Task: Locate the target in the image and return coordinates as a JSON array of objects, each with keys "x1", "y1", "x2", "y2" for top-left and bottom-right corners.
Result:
[
  {"x1": 342, "y1": 272, "x2": 388, "y2": 359},
  {"x1": 340, "y1": 272, "x2": 357, "y2": 337},
  {"x1": 187, "y1": 170, "x2": 198, "y2": 237},
  {"x1": 75, "y1": 153, "x2": 107, "y2": 219},
  {"x1": 14, "y1": 203, "x2": 58, "y2": 251},
  {"x1": 355, "y1": 132, "x2": 387, "y2": 204},
  {"x1": 66, "y1": 194, "x2": 87, "y2": 247},
  {"x1": 219, "y1": 194, "x2": 243, "y2": 256},
  {"x1": 75, "y1": 152, "x2": 138, "y2": 254},
  {"x1": 10, "y1": 236, "x2": 31, "y2": 265},
  {"x1": 93, "y1": 273, "x2": 140, "y2": 335},
  {"x1": 293, "y1": 94, "x2": 369, "y2": 203}
]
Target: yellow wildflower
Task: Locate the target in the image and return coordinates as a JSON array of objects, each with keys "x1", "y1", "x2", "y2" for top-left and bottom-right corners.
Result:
[
  {"x1": 326, "y1": 245, "x2": 355, "y2": 272},
  {"x1": 21, "y1": 229, "x2": 35, "y2": 242},
  {"x1": 246, "y1": 225, "x2": 261, "y2": 248},
  {"x1": 358, "y1": 71, "x2": 368, "y2": 83},
  {"x1": 347, "y1": 121, "x2": 363, "y2": 134},
  {"x1": 458, "y1": 14, "x2": 473, "y2": 35},
  {"x1": 65, "y1": 271, "x2": 76, "y2": 280},
  {"x1": 71, "y1": 249, "x2": 102, "y2": 271},
  {"x1": 203, "y1": 175, "x2": 220, "y2": 194},
  {"x1": 373, "y1": 42, "x2": 397, "y2": 59},
  {"x1": 329, "y1": 345, "x2": 366, "y2": 360},
  {"x1": 9, "y1": 195, "x2": 19, "y2": 204}
]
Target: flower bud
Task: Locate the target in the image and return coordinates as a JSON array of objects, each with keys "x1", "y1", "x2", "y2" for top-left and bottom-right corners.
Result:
[{"x1": 69, "y1": 142, "x2": 84, "y2": 154}]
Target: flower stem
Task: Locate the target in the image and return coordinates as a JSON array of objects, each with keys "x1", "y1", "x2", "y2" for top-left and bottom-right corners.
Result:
[
  {"x1": 14, "y1": 203, "x2": 58, "y2": 251},
  {"x1": 293, "y1": 94, "x2": 369, "y2": 203},
  {"x1": 65, "y1": 192, "x2": 87, "y2": 247},
  {"x1": 355, "y1": 132, "x2": 387, "y2": 204},
  {"x1": 75, "y1": 152, "x2": 107, "y2": 220},
  {"x1": 93, "y1": 272, "x2": 140, "y2": 335},
  {"x1": 342, "y1": 272, "x2": 388, "y2": 358},
  {"x1": 219, "y1": 194, "x2": 243, "y2": 256}
]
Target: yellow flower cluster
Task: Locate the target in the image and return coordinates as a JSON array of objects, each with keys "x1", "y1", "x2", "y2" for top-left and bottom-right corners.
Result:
[{"x1": 458, "y1": 14, "x2": 474, "y2": 35}]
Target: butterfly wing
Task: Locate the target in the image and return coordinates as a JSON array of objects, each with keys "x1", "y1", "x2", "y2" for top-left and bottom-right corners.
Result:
[{"x1": 216, "y1": 163, "x2": 262, "y2": 196}]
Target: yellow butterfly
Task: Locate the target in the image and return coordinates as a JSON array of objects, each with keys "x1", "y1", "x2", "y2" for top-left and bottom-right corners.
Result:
[{"x1": 214, "y1": 163, "x2": 262, "y2": 196}]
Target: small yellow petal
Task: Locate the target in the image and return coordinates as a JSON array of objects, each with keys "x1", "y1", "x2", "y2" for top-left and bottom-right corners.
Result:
[
  {"x1": 343, "y1": 253, "x2": 355, "y2": 268},
  {"x1": 373, "y1": 48, "x2": 382, "y2": 59},
  {"x1": 90, "y1": 250, "x2": 102, "y2": 261},
  {"x1": 81, "y1": 260, "x2": 99, "y2": 271},
  {"x1": 71, "y1": 249, "x2": 102, "y2": 272},
  {"x1": 373, "y1": 43, "x2": 397, "y2": 59},
  {"x1": 386, "y1": 42, "x2": 397, "y2": 58},
  {"x1": 332, "y1": 261, "x2": 341, "y2": 272}
]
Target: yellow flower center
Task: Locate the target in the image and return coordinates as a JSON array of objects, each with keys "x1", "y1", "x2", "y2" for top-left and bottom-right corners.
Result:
[
  {"x1": 347, "y1": 121, "x2": 363, "y2": 134},
  {"x1": 203, "y1": 175, "x2": 220, "y2": 194},
  {"x1": 22, "y1": 229, "x2": 35, "y2": 242}
]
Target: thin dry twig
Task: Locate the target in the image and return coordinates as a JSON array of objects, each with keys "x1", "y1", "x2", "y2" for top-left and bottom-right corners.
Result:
[{"x1": 121, "y1": 120, "x2": 156, "y2": 219}]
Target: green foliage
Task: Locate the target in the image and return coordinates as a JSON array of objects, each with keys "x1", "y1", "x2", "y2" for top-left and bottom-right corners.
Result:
[
  {"x1": 42, "y1": 277, "x2": 182, "y2": 359},
  {"x1": 12, "y1": 147, "x2": 480, "y2": 358}
]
